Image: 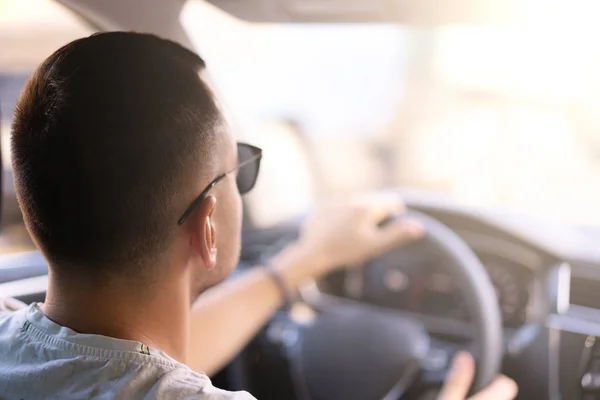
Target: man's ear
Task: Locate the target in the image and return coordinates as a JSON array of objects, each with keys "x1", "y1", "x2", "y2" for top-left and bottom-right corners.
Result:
[{"x1": 191, "y1": 195, "x2": 217, "y2": 270}]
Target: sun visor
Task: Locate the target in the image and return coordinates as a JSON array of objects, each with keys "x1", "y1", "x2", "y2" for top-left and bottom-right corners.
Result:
[{"x1": 206, "y1": 0, "x2": 517, "y2": 25}]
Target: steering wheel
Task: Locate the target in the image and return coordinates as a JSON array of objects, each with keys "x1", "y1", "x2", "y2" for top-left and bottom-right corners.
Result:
[{"x1": 282, "y1": 210, "x2": 503, "y2": 400}]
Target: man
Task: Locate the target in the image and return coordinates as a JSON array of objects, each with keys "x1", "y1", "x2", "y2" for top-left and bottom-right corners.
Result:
[{"x1": 0, "y1": 32, "x2": 517, "y2": 400}]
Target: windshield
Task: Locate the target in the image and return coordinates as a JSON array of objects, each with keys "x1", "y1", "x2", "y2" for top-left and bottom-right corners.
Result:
[
  {"x1": 3, "y1": 0, "x2": 600, "y2": 235},
  {"x1": 182, "y1": 1, "x2": 600, "y2": 228}
]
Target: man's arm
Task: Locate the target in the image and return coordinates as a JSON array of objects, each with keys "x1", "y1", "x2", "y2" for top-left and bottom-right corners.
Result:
[
  {"x1": 186, "y1": 243, "x2": 323, "y2": 375},
  {"x1": 186, "y1": 193, "x2": 422, "y2": 375},
  {"x1": 186, "y1": 193, "x2": 518, "y2": 400}
]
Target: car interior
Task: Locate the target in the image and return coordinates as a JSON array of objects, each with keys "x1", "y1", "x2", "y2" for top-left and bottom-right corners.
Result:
[{"x1": 2, "y1": 0, "x2": 600, "y2": 399}]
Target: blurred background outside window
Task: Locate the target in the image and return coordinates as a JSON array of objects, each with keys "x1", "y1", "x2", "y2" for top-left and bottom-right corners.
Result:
[
  {"x1": 3, "y1": 0, "x2": 600, "y2": 248},
  {"x1": 0, "y1": 0, "x2": 93, "y2": 251}
]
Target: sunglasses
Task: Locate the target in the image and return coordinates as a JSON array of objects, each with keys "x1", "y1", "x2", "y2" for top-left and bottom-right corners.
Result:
[{"x1": 177, "y1": 142, "x2": 263, "y2": 225}]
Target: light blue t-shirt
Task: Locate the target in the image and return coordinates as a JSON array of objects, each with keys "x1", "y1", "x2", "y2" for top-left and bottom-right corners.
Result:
[{"x1": 0, "y1": 302, "x2": 255, "y2": 400}]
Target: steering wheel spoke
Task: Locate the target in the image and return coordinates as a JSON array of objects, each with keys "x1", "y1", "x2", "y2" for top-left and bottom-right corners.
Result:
[
  {"x1": 302, "y1": 286, "x2": 479, "y2": 341},
  {"x1": 285, "y1": 210, "x2": 502, "y2": 400}
]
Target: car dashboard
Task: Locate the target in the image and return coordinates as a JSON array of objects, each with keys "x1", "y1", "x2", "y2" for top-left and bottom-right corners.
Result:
[
  {"x1": 234, "y1": 194, "x2": 600, "y2": 400},
  {"x1": 318, "y1": 246, "x2": 535, "y2": 330}
]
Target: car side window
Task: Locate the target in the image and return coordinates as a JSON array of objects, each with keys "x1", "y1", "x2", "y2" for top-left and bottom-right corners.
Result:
[{"x1": 0, "y1": 0, "x2": 94, "y2": 254}]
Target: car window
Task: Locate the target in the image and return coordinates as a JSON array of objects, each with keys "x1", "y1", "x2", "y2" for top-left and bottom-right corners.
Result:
[
  {"x1": 181, "y1": 1, "x2": 408, "y2": 228},
  {"x1": 182, "y1": 0, "x2": 600, "y2": 228},
  {"x1": 0, "y1": 0, "x2": 94, "y2": 253},
  {"x1": 3, "y1": 0, "x2": 600, "y2": 240}
]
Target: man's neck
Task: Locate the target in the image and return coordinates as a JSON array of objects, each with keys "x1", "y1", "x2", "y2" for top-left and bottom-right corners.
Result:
[{"x1": 42, "y1": 269, "x2": 190, "y2": 363}]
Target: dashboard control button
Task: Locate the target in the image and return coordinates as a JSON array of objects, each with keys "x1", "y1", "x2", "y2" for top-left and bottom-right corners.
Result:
[{"x1": 582, "y1": 372, "x2": 600, "y2": 391}]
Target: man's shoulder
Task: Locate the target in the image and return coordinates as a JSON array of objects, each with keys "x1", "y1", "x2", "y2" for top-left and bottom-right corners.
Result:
[
  {"x1": 0, "y1": 300, "x2": 256, "y2": 400},
  {"x1": 152, "y1": 366, "x2": 256, "y2": 400},
  {"x1": 0, "y1": 340, "x2": 256, "y2": 400}
]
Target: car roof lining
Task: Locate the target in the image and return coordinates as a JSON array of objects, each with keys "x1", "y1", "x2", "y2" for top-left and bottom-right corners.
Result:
[{"x1": 58, "y1": 0, "x2": 517, "y2": 43}]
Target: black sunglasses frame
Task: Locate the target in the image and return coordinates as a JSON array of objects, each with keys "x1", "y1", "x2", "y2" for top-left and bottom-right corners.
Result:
[{"x1": 177, "y1": 143, "x2": 263, "y2": 225}]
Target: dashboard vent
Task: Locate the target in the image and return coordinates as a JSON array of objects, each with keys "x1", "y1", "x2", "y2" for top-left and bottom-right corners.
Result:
[{"x1": 570, "y1": 276, "x2": 600, "y2": 309}]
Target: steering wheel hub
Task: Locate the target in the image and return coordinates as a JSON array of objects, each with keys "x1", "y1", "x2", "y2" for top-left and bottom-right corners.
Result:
[{"x1": 298, "y1": 304, "x2": 429, "y2": 400}]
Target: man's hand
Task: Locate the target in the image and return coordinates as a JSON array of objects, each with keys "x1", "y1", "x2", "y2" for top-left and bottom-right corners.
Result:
[
  {"x1": 296, "y1": 193, "x2": 423, "y2": 276},
  {"x1": 439, "y1": 352, "x2": 518, "y2": 400}
]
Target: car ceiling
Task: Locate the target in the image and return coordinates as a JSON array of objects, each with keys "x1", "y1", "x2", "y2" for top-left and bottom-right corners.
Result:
[
  {"x1": 202, "y1": 0, "x2": 516, "y2": 24},
  {"x1": 58, "y1": 0, "x2": 518, "y2": 47}
]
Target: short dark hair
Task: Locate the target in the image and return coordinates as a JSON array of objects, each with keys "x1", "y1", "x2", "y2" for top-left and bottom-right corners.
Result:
[{"x1": 12, "y1": 32, "x2": 223, "y2": 276}]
